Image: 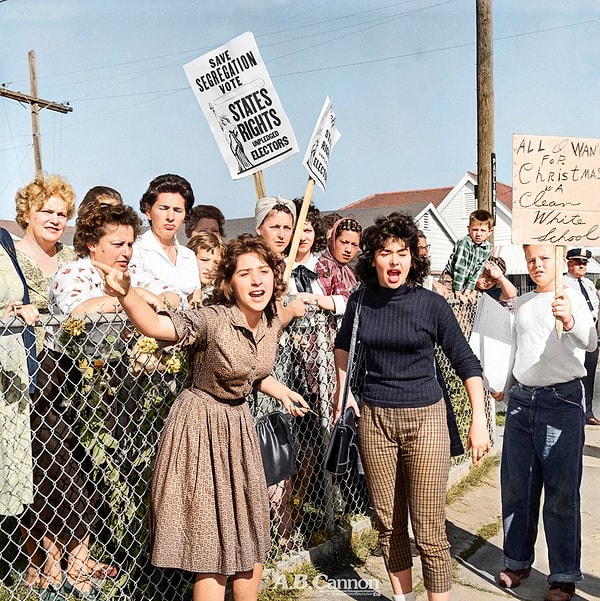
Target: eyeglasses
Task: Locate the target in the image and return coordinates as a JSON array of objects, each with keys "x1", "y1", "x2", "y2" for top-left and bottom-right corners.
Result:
[
  {"x1": 418, "y1": 244, "x2": 431, "y2": 251},
  {"x1": 570, "y1": 258, "x2": 588, "y2": 265}
]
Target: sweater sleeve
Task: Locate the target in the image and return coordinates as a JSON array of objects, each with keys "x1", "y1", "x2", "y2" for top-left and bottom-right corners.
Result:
[{"x1": 434, "y1": 296, "x2": 483, "y2": 381}]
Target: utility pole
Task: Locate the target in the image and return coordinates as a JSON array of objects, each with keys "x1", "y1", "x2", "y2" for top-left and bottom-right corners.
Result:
[
  {"x1": 0, "y1": 50, "x2": 73, "y2": 175},
  {"x1": 476, "y1": 0, "x2": 495, "y2": 236}
]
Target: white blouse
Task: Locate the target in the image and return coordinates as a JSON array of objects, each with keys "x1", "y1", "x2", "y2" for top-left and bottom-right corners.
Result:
[
  {"x1": 286, "y1": 253, "x2": 346, "y2": 316},
  {"x1": 132, "y1": 230, "x2": 200, "y2": 299}
]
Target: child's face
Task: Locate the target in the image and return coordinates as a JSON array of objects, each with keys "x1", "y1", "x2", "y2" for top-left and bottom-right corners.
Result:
[
  {"x1": 196, "y1": 248, "x2": 221, "y2": 286},
  {"x1": 524, "y1": 245, "x2": 555, "y2": 293},
  {"x1": 467, "y1": 221, "x2": 491, "y2": 245}
]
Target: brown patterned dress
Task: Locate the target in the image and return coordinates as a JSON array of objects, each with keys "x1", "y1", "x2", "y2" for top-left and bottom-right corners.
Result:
[{"x1": 150, "y1": 304, "x2": 279, "y2": 575}]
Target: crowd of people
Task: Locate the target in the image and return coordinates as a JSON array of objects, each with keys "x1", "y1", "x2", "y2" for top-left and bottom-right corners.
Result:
[{"x1": 0, "y1": 172, "x2": 598, "y2": 601}]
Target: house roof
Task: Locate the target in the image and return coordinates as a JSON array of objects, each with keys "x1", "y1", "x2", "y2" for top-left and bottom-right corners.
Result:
[
  {"x1": 223, "y1": 202, "x2": 437, "y2": 240},
  {"x1": 339, "y1": 187, "x2": 452, "y2": 211},
  {"x1": 337, "y1": 202, "x2": 431, "y2": 228},
  {"x1": 340, "y1": 173, "x2": 513, "y2": 212}
]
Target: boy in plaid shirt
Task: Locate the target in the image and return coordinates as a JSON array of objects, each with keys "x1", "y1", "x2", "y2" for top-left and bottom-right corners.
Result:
[{"x1": 438, "y1": 209, "x2": 493, "y2": 303}]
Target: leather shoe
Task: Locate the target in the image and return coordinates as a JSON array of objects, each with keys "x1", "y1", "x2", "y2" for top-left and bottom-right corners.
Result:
[
  {"x1": 586, "y1": 416, "x2": 600, "y2": 426},
  {"x1": 498, "y1": 567, "x2": 531, "y2": 588},
  {"x1": 544, "y1": 582, "x2": 575, "y2": 600}
]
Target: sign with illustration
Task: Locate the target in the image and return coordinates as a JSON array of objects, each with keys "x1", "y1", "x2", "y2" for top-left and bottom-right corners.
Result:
[
  {"x1": 302, "y1": 97, "x2": 341, "y2": 193},
  {"x1": 184, "y1": 32, "x2": 299, "y2": 180},
  {"x1": 512, "y1": 133, "x2": 600, "y2": 244}
]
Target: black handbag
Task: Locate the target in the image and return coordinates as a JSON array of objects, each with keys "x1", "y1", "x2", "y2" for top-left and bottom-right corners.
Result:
[
  {"x1": 256, "y1": 411, "x2": 297, "y2": 486},
  {"x1": 325, "y1": 407, "x2": 358, "y2": 475},
  {"x1": 325, "y1": 288, "x2": 364, "y2": 475}
]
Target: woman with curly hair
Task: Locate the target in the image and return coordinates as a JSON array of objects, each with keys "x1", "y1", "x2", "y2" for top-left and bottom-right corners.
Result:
[
  {"x1": 333, "y1": 212, "x2": 490, "y2": 601},
  {"x1": 14, "y1": 174, "x2": 77, "y2": 315},
  {"x1": 52, "y1": 204, "x2": 180, "y2": 315},
  {"x1": 32, "y1": 204, "x2": 180, "y2": 599},
  {"x1": 95, "y1": 235, "x2": 309, "y2": 601}
]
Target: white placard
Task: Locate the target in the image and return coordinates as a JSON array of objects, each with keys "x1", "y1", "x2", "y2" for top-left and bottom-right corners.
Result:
[
  {"x1": 302, "y1": 97, "x2": 341, "y2": 192},
  {"x1": 184, "y1": 32, "x2": 299, "y2": 180},
  {"x1": 469, "y1": 293, "x2": 514, "y2": 393}
]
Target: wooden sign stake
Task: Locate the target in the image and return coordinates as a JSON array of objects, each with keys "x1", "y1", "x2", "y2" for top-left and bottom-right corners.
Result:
[
  {"x1": 555, "y1": 245, "x2": 564, "y2": 338},
  {"x1": 283, "y1": 178, "x2": 315, "y2": 285},
  {"x1": 253, "y1": 171, "x2": 266, "y2": 201}
]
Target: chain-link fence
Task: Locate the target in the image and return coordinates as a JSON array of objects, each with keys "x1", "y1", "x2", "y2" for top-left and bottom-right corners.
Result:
[{"x1": 0, "y1": 297, "x2": 494, "y2": 600}]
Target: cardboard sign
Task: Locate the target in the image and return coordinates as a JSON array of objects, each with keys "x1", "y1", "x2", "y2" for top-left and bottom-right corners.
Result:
[
  {"x1": 183, "y1": 32, "x2": 298, "y2": 180},
  {"x1": 512, "y1": 134, "x2": 600, "y2": 244},
  {"x1": 302, "y1": 97, "x2": 341, "y2": 192}
]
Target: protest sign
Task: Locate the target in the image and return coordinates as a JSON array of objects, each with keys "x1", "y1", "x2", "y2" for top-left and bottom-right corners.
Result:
[
  {"x1": 469, "y1": 293, "x2": 514, "y2": 394},
  {"x1": 302, "y1": 97, "x2": 341, "y2": 193},
  {"x1": 284, "y1": 99, "x2": 341, "y2": 284},
  {"x1": 512, "y1": 134, "x2": 600, "y2": 245},
  {"x1": 183, "y1": 32, "x2": 298, "y2": 180}
]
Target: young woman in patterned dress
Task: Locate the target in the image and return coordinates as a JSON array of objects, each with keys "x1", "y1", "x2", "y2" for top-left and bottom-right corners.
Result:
[{"x1": 95, "y1": 235, "x2": 309, "y2": 601}]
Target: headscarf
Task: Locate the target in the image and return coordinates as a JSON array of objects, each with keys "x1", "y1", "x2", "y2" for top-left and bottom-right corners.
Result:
[
  {"x1": 316, "y1": 218, "x2": 361, "y2": 297},
  {"x1": 255, "y1": 195, "x2": 297, "y2": 231}
]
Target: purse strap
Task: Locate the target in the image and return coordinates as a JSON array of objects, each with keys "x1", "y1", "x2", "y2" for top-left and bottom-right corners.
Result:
[{"x1": 339, "y1": 287, "x2": 365, "y2": 415}]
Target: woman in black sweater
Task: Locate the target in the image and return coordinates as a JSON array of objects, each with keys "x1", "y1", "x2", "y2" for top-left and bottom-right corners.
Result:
[{"x1": 333, "y1": 213, "x2": 490, "y2": 601}]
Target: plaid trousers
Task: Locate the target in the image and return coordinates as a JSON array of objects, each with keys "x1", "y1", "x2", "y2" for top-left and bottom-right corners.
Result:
[{"x1": 358, "y1": 399, "x2": 452, "y2": 593}]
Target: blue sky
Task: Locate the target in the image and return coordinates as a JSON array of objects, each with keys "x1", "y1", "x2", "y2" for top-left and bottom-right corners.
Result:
[{"x1": 1, "y1": 0, "x2": 599, "y2": 222}]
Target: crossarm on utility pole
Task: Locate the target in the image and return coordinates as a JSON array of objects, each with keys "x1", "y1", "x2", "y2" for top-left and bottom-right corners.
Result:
[{"x1": 0, "y1": 50, "x2": 73, "y2": 175}]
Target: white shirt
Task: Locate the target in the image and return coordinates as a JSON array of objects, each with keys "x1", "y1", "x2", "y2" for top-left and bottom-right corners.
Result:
[
  {"x1": 512, "y1": 288, "x2": 596, "y2": 387},
  {"x1": 132, "y1": 230, "x2": 200, "y2": 299},
  {"x1": 563, "y1": 272, "x2": 599, "y2": 321},
  {"x1": 286, "y1": 253, "x2": 346, "y2": 316}
]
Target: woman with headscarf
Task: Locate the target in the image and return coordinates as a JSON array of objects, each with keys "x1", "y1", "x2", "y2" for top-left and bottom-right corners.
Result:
[
  {"x1": 254, "y1": 195, "x2": 296, "y2": 261},
  {"x1": 315, "y1": 217, "x2": 363, "y2": 314}
]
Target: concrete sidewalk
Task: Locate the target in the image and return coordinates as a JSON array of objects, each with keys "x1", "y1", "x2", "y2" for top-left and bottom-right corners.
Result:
[{"x1": 296, "y1": 397, "x2": 600, "y2": 601}]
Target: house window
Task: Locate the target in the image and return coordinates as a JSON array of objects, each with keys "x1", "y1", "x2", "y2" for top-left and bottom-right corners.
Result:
[{"x1": 421, "y1": 213, "x2": 430, "y2": 231}]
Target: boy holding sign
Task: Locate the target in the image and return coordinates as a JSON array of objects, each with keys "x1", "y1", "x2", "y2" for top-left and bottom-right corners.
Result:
[{"x1": 497, "y1": 244, "x2": 597, "y2": 601}]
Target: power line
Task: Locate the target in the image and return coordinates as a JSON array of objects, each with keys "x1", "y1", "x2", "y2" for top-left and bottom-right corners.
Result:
[{"x1": 1, "y1": 10, "x2": 599, "y2": 147}]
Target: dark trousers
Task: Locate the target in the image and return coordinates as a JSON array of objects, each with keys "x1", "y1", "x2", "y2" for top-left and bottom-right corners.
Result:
[{"x1": 583, "y1": 346, "x2": 599, "y2": 419}]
